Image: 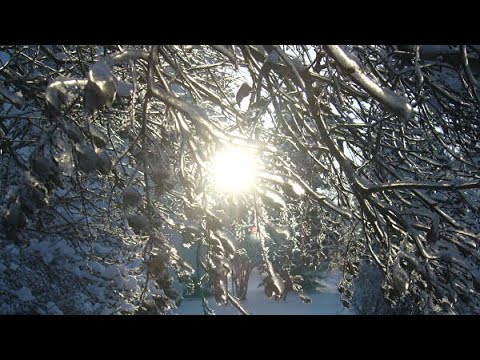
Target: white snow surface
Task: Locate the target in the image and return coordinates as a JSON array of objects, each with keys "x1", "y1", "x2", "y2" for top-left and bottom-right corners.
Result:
[
  {"x1": 15, "y1": 287, "x2": 35, "y2": 302},
  {"x1": 173, "y1": 270, "x2": 352, "y2": 315}
]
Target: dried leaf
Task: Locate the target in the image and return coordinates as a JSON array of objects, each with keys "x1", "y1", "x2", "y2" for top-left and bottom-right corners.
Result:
[
  {"x1": 45, "y1": 77, "x2": 86, "y2": 112},
  {"x1": 213, "y1": 229, "x2": 237, "y2": 256},
  {"x1": 213, "y1": 277, "x2": 228, "y2": 305},
  {"x1": 52, "y1": 129, "x2": 74, "y2": 176},
  {"x1": 122, "y1": 187, "x2": 143, "y2": 207},
  {"x1": 392, "y1": 260, "x2": 409, "y2": 295},
  {"x1": 88, "y1": 124, "x2": 108, "y2": 148},
  {"x1": 64, "y1": 122, "x2": 83, "y2": 143},
  {"x1": 259, "y1": 187, "x2": 287, "y2": 210},
  {"x1": 30, "y1": 153, "x2": 63, "y2": 188},
  {"x1": 75, "y1": 143, "x2": 97, "y2": 173},
  {"x1": 236, "y1": 82, "x2": 252, "y2": 105},
  {"x1": 270, "y1": 271, "x2": 285, "y2": 298},
  {"x1": 95, "y1": 150, "x2": 112, "y2": 175},
  {"x1": 426, "y1": 213, "x2": 440, "y2": 244},
  {"x1": 300, "y1": 293, "x2": 312, "y2": 304},
  {"x1": 266, "y1": 224, "x2": 291, "y2": 242},
  {"x1": 84, "y1": 61, "x2": 117, "y2": 113},
  {"x1": 4, "y1": 201, "x2": 27, "y2": 228},
  {"x1": 126, "y1": 214, "x2": 150, "y2": 234}
]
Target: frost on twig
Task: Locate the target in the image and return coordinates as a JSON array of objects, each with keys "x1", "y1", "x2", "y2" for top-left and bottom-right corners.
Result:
[
  {"x1": 326, "y1": 45, "x2": 413, "y2": 120},
  {"x1": 46, "y1": 54, "x2": 136, "y2": 114},
  {"x1": 45, "y1": 77, "x2": 87, "y2": 112},
  {"x1": 0, "y1": 83, "x2": 25, "y2": 109}
]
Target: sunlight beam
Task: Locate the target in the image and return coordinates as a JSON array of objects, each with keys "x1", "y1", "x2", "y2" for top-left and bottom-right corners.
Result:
[{"x1": 211, "y1": 148, "x2": 259, "y2": 193}]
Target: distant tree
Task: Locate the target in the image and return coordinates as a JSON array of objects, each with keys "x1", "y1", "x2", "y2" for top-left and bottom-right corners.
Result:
[{"x1": 1, "y1": 45, "x2": 479, "y2": 314}]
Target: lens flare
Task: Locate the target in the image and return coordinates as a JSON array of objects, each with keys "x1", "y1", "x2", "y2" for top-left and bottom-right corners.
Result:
[{"x1": 211, "y1": 148, "x2": 258, "y2": 193}]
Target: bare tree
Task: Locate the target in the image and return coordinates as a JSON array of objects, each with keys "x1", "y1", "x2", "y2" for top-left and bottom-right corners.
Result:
[{"x1": 1, "y1": 45, "x2": 479, "y2": 314}]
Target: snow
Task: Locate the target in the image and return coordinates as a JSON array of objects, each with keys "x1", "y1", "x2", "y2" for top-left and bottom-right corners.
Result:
[
  {"x1": 4, "y1": 44, "x2": 476, "y2": 315},
  {"x1": 102, "y1": 265, "x2": 121, "y2": 279},
  {"x1": 118, "y1": 302, "x2": 136, "y2": 313},
  {"x1": 125, "y1": 258, "x2": 143, "y2": 269},
  {"x1": 15, "y1": 287, "x2": 35, "y2": 302},
  {"x1": 0, "y1": 51, "x2": 11, "y2": 65},
  {"x1": 89, "y1": 261, "x2": 106, "y2": 275},
  {"x1": 5, "y1": 244, "x2": 19, "y2": 256},
  {"x1": 173, "y1": 270, "x2": 352, "y2": 315},
  {"x1": 93, "y1": 244, "x2": 113, "y2": 255},
  {"x1": 87, "y1": 285, "x2": 106, "y2": 301},
  {"x1": 46, "y1": 302, "x2": 64, "y2": 315},
  {"x1": 114, "y1": 276, "x2": 124, "y2": 289},
  {"x1": 0, "y1": 83, "x2": 25, "y2": 109},
  {"x1": 28, "y1": 239, "x2": 54, "y2": 264},
  {"x1": 56, "y1": 239, "x2": 76, "y2": 258},
  {"x1": 122, "y1": 275, "x2": 138, "y2": 291}
]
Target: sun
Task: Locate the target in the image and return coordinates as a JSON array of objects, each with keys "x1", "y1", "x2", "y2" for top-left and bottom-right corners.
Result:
[{"x1": 211, "y1": 147, "x2": 259, "y2": 193}]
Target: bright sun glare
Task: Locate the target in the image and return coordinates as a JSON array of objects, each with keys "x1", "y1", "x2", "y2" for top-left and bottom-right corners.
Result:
[{"x1": 212, "y1": 148, "x2": 258, "y2": 193}]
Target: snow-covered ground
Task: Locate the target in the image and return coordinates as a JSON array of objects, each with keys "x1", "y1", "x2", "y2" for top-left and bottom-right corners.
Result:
[{"x1": 173, "y1": 270, "x2": 353, "y2": 315}]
